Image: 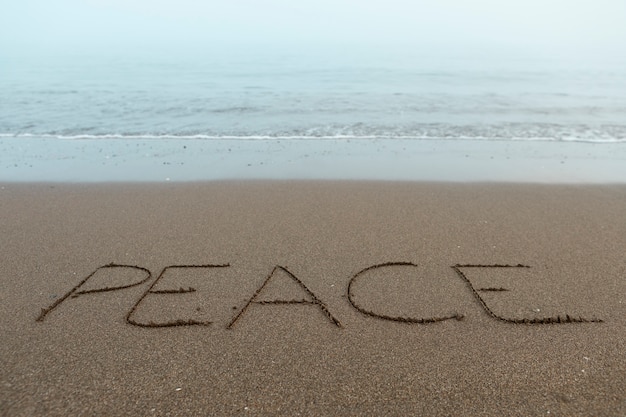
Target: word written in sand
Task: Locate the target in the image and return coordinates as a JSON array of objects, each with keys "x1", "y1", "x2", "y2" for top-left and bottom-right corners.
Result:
[{"x1": 37, "y1": 262, "x2": 603, "y2": 328}]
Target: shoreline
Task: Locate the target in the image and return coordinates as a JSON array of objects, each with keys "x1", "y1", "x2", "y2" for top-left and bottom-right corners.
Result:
[
  {"x1": 1, "y1": 181, "x2": 625, "y2": 415},
  {"x1": 2, "y1": 137, "x2": 626, "y2": 183}
]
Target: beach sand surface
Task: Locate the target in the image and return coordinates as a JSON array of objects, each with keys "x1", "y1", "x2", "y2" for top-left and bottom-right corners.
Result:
[{"x1": 1, "y1": 181, "x2": 625, "y2": 416}]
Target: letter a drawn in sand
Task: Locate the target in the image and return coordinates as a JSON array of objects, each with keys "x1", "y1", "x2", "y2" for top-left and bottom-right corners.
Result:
[{"x1": 228, "y1": 265, "x2": 341, "y2": 328}]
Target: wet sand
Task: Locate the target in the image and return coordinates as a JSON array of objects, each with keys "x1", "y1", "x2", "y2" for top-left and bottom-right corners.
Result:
[
  {"x1": 1, "y1": 181, "x2": 625, "y2": 416},
  {"x1": 2, "y1": 137, "x2": 626, "y2": 183}
]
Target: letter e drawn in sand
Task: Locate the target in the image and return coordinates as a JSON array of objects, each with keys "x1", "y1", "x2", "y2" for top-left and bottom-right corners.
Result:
[
  {"x1": 37, "y1": 263, "x2": 152, "y2": 322},
  {"x1": 452, "y1": 264, "x2": 603, "y2": 324},
  {"x1": 228, "y1": 265, "x2": 341, "y2": 329},
  {"x1": 347, "y1": 262, "x2": 464, "y2": 324},
  {"x1": 126, "y1": 264, "x2": 230, "y2": 328}
]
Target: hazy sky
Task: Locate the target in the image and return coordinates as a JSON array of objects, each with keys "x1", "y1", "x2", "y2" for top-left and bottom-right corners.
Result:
[{"x1": 2, "y1": 0, "x2": 625, "y2": 54}]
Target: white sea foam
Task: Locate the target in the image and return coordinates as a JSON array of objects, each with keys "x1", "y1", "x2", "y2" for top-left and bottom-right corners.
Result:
[{"x1": 1, "y1": 132, "x2": 624, "y2": 143}]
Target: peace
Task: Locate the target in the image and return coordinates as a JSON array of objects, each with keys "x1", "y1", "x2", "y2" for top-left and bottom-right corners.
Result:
[{"x1": 37, "y1": 262, "x2": 602, "y2": 327}]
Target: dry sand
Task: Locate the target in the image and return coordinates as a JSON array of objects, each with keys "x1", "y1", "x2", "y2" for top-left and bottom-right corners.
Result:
[{"x1": 1, "y1": 181, "x2": 625, "y2": 416}]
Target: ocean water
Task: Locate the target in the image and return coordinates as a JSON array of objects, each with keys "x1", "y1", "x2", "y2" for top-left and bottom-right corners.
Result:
[{"x1": 1, "y1": 45, "x2": 625, "y2": 143}]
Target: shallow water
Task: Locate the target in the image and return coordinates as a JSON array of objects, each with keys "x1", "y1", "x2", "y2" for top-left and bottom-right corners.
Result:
[{"x1": 2, "y1": 45, "x2": 625, "y2": 142}]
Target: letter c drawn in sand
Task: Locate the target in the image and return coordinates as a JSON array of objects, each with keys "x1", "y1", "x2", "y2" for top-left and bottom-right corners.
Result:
[{"x1": 347, "y1": 262, "x2": 464, "y2": 324}]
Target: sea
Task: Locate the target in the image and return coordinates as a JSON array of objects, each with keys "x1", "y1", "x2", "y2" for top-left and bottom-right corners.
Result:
[{"x1": 1, "y1": 44, "x2": 625, "y2": 143}]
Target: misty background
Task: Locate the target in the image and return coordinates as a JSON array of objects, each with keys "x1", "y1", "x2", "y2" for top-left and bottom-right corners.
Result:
[{"x1": 2, "y1": 0, "x2": 625, "y2": 61}]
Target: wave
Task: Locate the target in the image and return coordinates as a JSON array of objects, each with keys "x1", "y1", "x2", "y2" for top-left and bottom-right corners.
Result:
[
  {"x1": 1, "y1": 134, "x2": 625, "y2": 144},
  {"x1": 1, "y1": 123, "x2": 625, "y2": 143}
]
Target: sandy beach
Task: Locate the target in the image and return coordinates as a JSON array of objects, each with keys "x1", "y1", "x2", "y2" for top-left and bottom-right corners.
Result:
[
  {"x1": 4, "y1": 0, "x2": 626, "y2": 414},
  {"x1": 1, "y1": 181, "x2": 624, "y2": 415}
]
